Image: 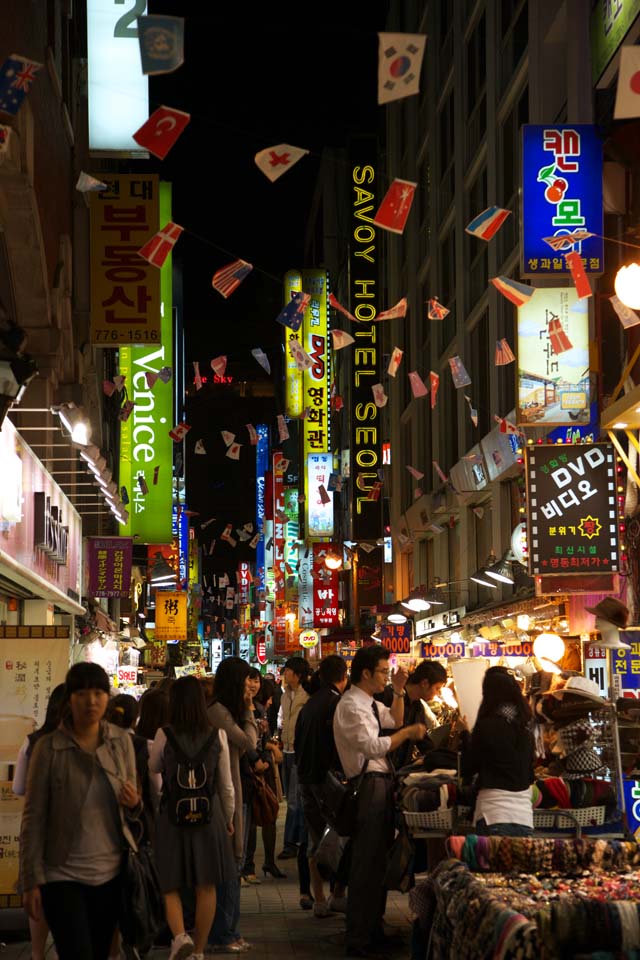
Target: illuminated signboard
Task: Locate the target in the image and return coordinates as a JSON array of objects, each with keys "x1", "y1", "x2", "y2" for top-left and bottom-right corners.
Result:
[
  {"x1": 172, "y1": 504, "x2": 189, "y2": 588},
  {"x1": 87, "y1": 0, "x2": 149, "y2": 154},
  {"x1": 273, "y1": 453, "x2": 286, "y2": 652},
  {"x1": 516, "y1": 287, "x2": 590, "y2": 427},
  {"x1": 521, "y1": 124, "x2": 603, "y2": 277},
  {"x1": 155, "y1": 591, "x2": 187, "y2": 641},
  {"x1": 379, "y1": 622, "x2": 412, "y2": 655},
  {"x1": 312, "y1": 543, "x2": 340, "y2": 628},
  {"x1": 298, "y1": 544, "x2": 313, "y2": 629},
  {"x1": 302, "y1": 269, "x2": 330, "y2": 459},
  {"x1": 525, "y1": 443, "x2": 618, "y2": 576},
  {"x1": 89, "y1": 174, "x2": 161, "y2": 344},
  {"x1": 306, "y1": 453, "x2": 334, "y2": 538},
  {"x1": 86, "y1": 536, "x2": 133, "y2": 598},
  {"x1": 119, "y1": 181, "x2": 174, "y2": 543},
  {"x1": 283, "y1": 488, "x2": 299, "y2": 602},
  {"x1": 350, "y1": 154, "x2": 382, "y2": 540},
  {"x1": 591, "y1": 0, "x2": 640, "y2": 86},
  {"x1": 255, "y1": 424, "x2": 268, "y2": 590},
  {"x1": 284, "y1": 270, "x2": 304, "y2": 417}
]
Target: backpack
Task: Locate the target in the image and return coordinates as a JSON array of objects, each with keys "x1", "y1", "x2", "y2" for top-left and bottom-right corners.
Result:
[{"x1": 161, "y1": 726, "x2": 219, "y2": 828}]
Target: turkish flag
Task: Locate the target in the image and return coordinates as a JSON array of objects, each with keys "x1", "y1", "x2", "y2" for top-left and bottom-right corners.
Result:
[
  {"x1": 373, "y1": 178, "x2": 416, "y2": 234},
  {"x1": 133, "y1": 105, "x2": 190, "y2": 159}
]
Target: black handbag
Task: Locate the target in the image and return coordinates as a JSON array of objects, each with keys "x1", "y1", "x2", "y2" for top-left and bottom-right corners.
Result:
[
  {"x1": 322, "y1": 761, "x2": 369, "y2": 837},
  {"x1": 120, "y1": 839, "x2": 164, "y2": 955},
  {"x1": 384, "y1": 821, "x2": 415, "y2": 893}
]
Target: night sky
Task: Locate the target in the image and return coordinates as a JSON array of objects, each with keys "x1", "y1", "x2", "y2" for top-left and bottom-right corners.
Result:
[{"x1": 143, "y1": 4, "x2": 390, "y2": 565}]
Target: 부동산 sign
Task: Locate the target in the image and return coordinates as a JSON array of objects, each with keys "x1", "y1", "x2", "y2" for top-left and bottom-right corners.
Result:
[
  {"x1": 525, "y1": 443, "x2": 618, "y2": 576},
  {"x1": 517, "y1": 287, "x2": 590, "y2": 427},
  {"x1": 521, "y1": 124, "x2": 603, "y2": 277}
]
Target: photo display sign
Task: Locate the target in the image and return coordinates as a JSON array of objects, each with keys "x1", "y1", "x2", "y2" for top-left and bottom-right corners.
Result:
[
  {"x1": 516, "y1": 287, "x2": 590, "y2": 428},
  {"x1": 525, "y1": 443, "x2": 618, "y2": 576},
  {"x1": 521, "y1": 124, "x2": 603, "y2": 277}
]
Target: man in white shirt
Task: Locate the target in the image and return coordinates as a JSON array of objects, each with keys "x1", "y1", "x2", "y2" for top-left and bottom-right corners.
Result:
[{"x1": 333, "y1": 646, "x2": 427, "y2": 958}]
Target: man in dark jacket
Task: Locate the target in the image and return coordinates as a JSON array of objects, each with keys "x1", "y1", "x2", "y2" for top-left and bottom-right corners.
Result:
[{"x1": 295, "y1": 655, "x2": 348, "y2": 918}]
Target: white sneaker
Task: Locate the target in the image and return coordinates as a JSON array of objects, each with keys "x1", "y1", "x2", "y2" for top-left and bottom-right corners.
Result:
[
  {"x1": 328, "y1": 894, "x2": 347, "y2": 912},
  {"x1": 169, "y1": 932, "x2": 196, "y2": 960}
]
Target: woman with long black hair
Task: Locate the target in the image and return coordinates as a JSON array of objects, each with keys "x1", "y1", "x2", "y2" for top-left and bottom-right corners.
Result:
[
  {"x1": 149, "y1": 675, "x2": 235, "y2": 960},
  {"x1": 463, "y1": 666, "x2": 535, "y2": 837},
  {"x1": 19, "y1": 663, "x2": 141, "y2": 960}
]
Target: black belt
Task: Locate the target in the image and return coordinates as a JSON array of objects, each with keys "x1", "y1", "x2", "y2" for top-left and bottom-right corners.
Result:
[{"x1": 362, "y1": 771, "x2": 393, "y2": 779}]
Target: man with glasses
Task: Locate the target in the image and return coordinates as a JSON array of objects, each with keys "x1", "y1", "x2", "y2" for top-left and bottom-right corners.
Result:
[{"x1": 333, "y1": 646, "x2": 427, "y2": 958}]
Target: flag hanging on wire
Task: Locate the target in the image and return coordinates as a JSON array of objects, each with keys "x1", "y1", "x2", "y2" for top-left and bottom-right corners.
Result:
[
  {"x1": 254, "y1": 143, "x2": 309, "y2": 182},
  {"x1": 376, "y1": 297, "x2": 408, "y2": 321},
  {"x1": 0, "y1": 54, "x2": 42, "y2": 115},
  {"x1": 565, "y1": 251, "x2": 592, "y2": 299},
  {"x1": 406, "y1": 465, "x2": 424, "y2": 480},
  {"x1": 132, "y1": 106, "x2": 190, "y2": 159},
  {"x1": 465, "y1": 395, "x2": 478, "y2": 427},
  {"x1": 331, "y1": 329, "x2": 355, "y2": 350},
  {"x1": 408, "y1": 370, "x2": 428, "y2": 398},
  {"x1": 448, "y1": 356, "x2": 472, "y2": 388},
  {"x1": 377, "y1": 33, "x2": 426, "y2": 104},
  {"x1": 388, "y1": 347, "x2": 404, "y2": 376},
  {"x1": 212, "y1": 259, "x2": 253, "y2": 298},
  {"x1": 491, "y1": 276, "x2": 535, "y2": 306},
  {"x1": 329, "y1": 293, "x2": 358, "y2": 323},
  {"x1": 251, "y1": 348, "x2": 271, "y2": 374},
  {"x1": 372, "y1": 384, "x2": 388, "y2": 407},
  {"x1": 494, "y1": 415, "x2": 520, "y2": 435},
  {"x1": 373, "y1": 178, "x2": 417, "y2": 233},
  {"x1": 211, "y1": 356, "x2": 227, "y2": 377},
  {"x1": 427, "y1": 297, "x2": 449, "y2": 320},
  {"x1": 610, "y1": 295, "x2": 640, "y2": 329},
  {"x1": 275, "y1": 291, "x2": 310, "y2": 332},
  {"x1": 430, "y1": 371, "x2": 440, "y2": 409},
  {"x1": 138, "y1": 221, "x2": 184, "y2": 268},
  {"x1": 548, "y1": 316, "x2": 573, "y2": 355},
  {"x1": 76, "y1": 171, "x2": 107, "y2": 193},
  {"x1": 465, "y1": 206, "x2": 511, "y2": 241},
  {"x1": 542, "y1": 230, "x2": 595, "y2": 251},
  {"x1": 495, "y1": 338, "x2": 516, "y2": 365},
  {"x1": 137, "y1": 15, "x2": 184, "y2": 75},
  {"x1": 277, "y1": 415, "x2": 289, "y2": 442}
]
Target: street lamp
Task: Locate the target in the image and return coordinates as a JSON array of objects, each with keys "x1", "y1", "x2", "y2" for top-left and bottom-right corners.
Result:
[
  {"x1": 614, "y1": 263, "x2": 640, "y2": 309},
  {"x1": 0, "y1": 356, "x2": 38, "y2": 429},
  {"x1": 324, "y1": 550, "x2": 343, "y2": 571}
]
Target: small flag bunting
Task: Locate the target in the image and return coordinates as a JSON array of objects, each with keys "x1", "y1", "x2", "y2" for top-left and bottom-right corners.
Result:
[
  {"x1": 254, "y1": 144, "x2": 309, "y2": 182},
  {"x1": 277, "y1": 415, "x2": 289, "y2": 442},
  {"x1": 449, "y1": 356, "x2": 471, "y2": 388},
  {"x1": 427, "y1": 297, "x2": 449, "y2": 320},
  {"x1": 565, "y1": 251, "x2": 592, "y2": 299},
  {"x1": 226, "y1": 443, "x2": 242, "y2": 460},
  {"x1": 289, "y1": 339, "x2": 313, "y2": 371},
  {"x1": 137, "y1": 14, "x2": 184, "y2": 75},
  {"x1": 318, "y1": 484, "x2": 331, "y2": 505},
  {"x1": 138, "y1": 221, "x2": 183, "y2": 268},
  {"x1": 377, "y1": 32, "x2": 426, "y2": 105},
  {"x1": 408, "y1": 370, "x2": 428, "y2": 399},
  {"x1": 614, "y1": 46, "x2": 640, "y2": 119},
  {"x1": 466, "y1": 205, "x2": 511, "y2": 241},
  {"x1": 495, "y1": 338, "x2": 516, "y2": 365},
  {"x1": 76, "y1": 171, "x2": 107, "y2": 193},
  {"x1": 433, "y1": 461, "x2": 449, "y2": 484},
  {"x1": 375, "y1": 297, "x2": 408, "y2": 321},
  {"x1": 132, "y1": 106, "x2": 190, "y2": 159},
  {"x1": 610, "y1": 295, "x2": 640, "y2": 329},
  {"x1": 548, "y1": 316, "x2": 573, "y2": 355},
  {"x1": 429, "y1": 371, "x2": 440, "y2": 409},
  {"x1": 542, "y1": 230, "x2": 595, "y2": 251},
  {"x1": 406, "y1": 465, "x2": 424, "y2": 480},
  {"x1": 494, "y1": 415, "x2": 520, "y2": 435},
  {"x1": 331, "y1": 329, "x2": 355, "y2": 350},
  {"x1": 491, "y1": 276, "x2": 535, "y2": 306},
  {"x1": 221, "y1": 431, "x2": 235, "y2": 446},
  {"x1": 211, "y1": 356, "x2": 227, "y2": 377},
  {"x1": 212, "y1": 259, "x2": 253, "y2": 298},
  {"x1": 0, "y1": 55, "x2": 42, "y2": 115},
  {"x1": 388, "y1": 347, "x2": 403, "y2": 377},
  {"x1": 194, "y1": 439, "x2": 206, "y2": 455},
  {"x1": 373, "y1": 178, "x2": 417, "y2": 234},
  {"x1": 193, "y1": 361, "x2": 202, "y2": 390},
  {"x1": 158, "y1": 366, "x2": 172, "y2": 383},
  {"x1": 169, "y1": 422, "x2": 191, "y2": 442},
  {"x1": 372, "y1": 383, "x2": 388, "y2": 407},
  {"x1": 119, "y1": 400, "x2": 134, "y2": 422},
  {"x1": 246, "y1": 424, "x2": 258, "y2": 445},
  {"x1": 251, "y1": 348, "x2": 271, "y2": 374},
  {"x1": 275, "y1": 291, "x2": 309, "y2": 332},
  {"x1": 146, "y1": 371, "x2": 159, "y2": 389},
  {"x1": 329, "y1": 293, "x2": 358, "y2": 323}
]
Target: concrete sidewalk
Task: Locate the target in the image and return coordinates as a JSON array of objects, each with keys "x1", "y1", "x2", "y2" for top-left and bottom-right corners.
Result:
[{"x1": 0, "y1": 817, "x2": 414, "y2": 959}]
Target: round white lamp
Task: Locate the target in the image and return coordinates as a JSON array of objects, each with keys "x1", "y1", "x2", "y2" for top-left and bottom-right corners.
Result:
[
  {"x1": 614, "y1": 264, "x2": 640, "y2": 309},
  {"x1": 532, "y1": 631, "x2": 565, "y2": 663}
]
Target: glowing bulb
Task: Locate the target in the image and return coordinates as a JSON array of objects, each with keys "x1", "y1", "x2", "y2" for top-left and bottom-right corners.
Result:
[
  {"x1": 615, "y1": 264, "x2": 640, "y2": 309},
  {"x1": 532, "y1": 631, "x2": 565, "y2": 663}
]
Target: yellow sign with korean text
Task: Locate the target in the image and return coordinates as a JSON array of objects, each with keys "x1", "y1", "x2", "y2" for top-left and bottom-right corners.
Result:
[
  {"x1": 284, "y1": 270, "x2": 304, "y2": 417},
  {"x1": 302, "y1": 269, "x2": 330, "y2": 458},
  {"x1": 154, "y1": 591, "x2": 188, "y2": 641},
  {"x1": 89, "y1": 174, "x2": 161, "y2": 345}
]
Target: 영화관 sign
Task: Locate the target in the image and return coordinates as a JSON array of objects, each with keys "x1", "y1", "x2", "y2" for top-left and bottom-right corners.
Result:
[{"x1": 525, "y1": 443, "x2": 618, "y2": 576}]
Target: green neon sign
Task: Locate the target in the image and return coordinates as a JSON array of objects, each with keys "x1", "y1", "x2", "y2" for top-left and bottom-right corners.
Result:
[{"x1": 119, "y1": 181, "x2": 174, "y2": 543}]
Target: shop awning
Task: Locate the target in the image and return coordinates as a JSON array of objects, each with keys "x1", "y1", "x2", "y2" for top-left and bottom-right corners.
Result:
[
  {"x1": 0, "y1": 549, "x2": 85, "y2": 616},
  {"x1": 460, "y1": 591, "x2": 566, "y2": 628}
]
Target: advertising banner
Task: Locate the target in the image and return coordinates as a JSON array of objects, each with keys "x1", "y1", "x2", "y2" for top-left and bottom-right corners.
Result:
[
  {"x1": 284, "y1": 270, "x2": 304, "y2": 417},
  {"x1": 172, "y1": 504, "x2": 189, "y2": 588},
  {"x1": 154, "y1": 591, "x2": 187, "y2": 641},
  {"x1": 0, "y1": 637, "x2": 69, "y2": 730},
  {"x1": 521, "y1": 124, "x2": 603, "y2": 277},
  {"x1": 379, "y1": 621, "x2": 413, "y2": 655},
  {"x1": 525, "y1": 443, "x2": 619, "y2": 576},
  {"x1": 87, "y1": 0, "x2": 149, "y2": 153},
  {"x1": 273, "y1": 454, "x2": 286, "y2": 651},
  {"x1": 86, "y1": 536, "x2": 133, "y2": 597},
  {"x1": 591, "y1": 0, "x2": 640, "y2": 86},
  {"x1": 306, "y1": 453, "x2": 334, "y2": 538},
  {"x1": 283, "y1": 488, "x2": 299, "y2": 602},
  {"x1": 89, "y1": 174, "x2": 161, "y2": 344},
  {"x1": 312, "y1": 543, "x2": 340, "y2": 628},
  {"x1": 517, "y1": 287, "x2": 590, "y2": 427},
  {"x1": 349, "y1": 148, "x2": 382, "y2": 540},
  {"x1": 119, "y1": 180, "x2": 174, "y2": 543},
  {"x1": 302, "y1": 269, "x2": 330, "y2": 460},
  {"x1": 298, "y1": 545, "x2": 313, "y2": 629},
  {"x1": 255, "y1": 425, "x2": 269, "y2": 590}
]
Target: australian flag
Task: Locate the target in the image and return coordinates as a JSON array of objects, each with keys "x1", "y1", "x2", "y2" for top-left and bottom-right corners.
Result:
[
  {"x1": 275, "y1": 291, "x2": 310, "y2": 332},
  {"x1": 0, "y1": 55, "x2": 41, "y2": 116}
]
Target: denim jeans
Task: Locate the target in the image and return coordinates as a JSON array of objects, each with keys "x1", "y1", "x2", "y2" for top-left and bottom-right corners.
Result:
[
  {"x1": 475, "y1": 817, "x2": 533, "y2": 837},
  {"x1": 209, "y1": 855, "x2": 242, "y2": 946},
  {"x1": 282, "y1": 754, "x2": 306, "y2": 847}
]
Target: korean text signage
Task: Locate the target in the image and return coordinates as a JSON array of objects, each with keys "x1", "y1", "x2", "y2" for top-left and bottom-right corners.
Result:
[
  {"x1": 154, "y1": 591, "x2": 187, "y2": 641},
  {"x1": 237, "y1": 562, "x2": 251, "y2": 605},
  {"x1": 273, "y1": 453, "x2": 286, "y2": 652},
  {"x1": 302, "y1": 269, "x2": 330, "y2": 458},
  {"x1": 298, "y1": 544, "x2": 313, "y2": 629},
  {"x1": 87, "y1": 536, "x2": 133, "y2": 597},
  {"x1": 87, "y1": 0, "x2": 149, "y2": 153},
  {"x1": 525, "y1": 443, "x2": 618, "y2": 576},
  {"x1": 521, "y1": 125, "x2": 603, "y2": 278},
  {"x1": 119, "y1": 181, "x2": 174, "y2": 544},
  {"x1": 284, "y1": 271, "x2": 304, "y2": 418},
  {"x1": 421, "y1": 640, "x2": 465, "y2": 659},
  {"x1": 255, "y1": 425, "x2": 268, "y2": 590},
  {"x1": 587, "y1": 631, "x2": 640, "y2": 697},
  {"x1": 89, "y1": 175, "x2": 161, "y2": 344},
  {"x1": 172, "y1": 505, "x2": 189, "y2": 588},
  {"x1": 517, "y1": 288, "x2": 590, "y2": 427},
  {"x1": 591, "y1": 0, "x2": 640, "y2": 86},
  {"x1": 380, "y1": 622, "x2": 413, "y2": 655},
  {"x1": 283, "y1": 488, "x2": 299, "y2": 601},
  {"x1": 312, "y1": 543, "x2": 340, "y2": 628},
  {"x1": 415, "y1": 607, "x2": 465, "y2": 638},
  {"x1": 307, "y1": 453, "x2": 334, "y2": 538},
  {"x1": 33, "y1": 493, "x2": 68, "y2": 566},
  {"x1": 350, "y1": 155, "x2": 382, "y2": 539}
]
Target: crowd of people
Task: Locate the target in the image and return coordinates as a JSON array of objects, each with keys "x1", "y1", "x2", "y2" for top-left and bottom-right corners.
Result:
[{"x1": 14, "y1": 646, "x2": 536, "y2": 960}]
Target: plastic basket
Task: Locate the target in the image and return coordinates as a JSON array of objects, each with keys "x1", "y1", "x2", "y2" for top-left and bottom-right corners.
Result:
[
  {"x1": 456, "y1": 805, "x2": 473, "y2": 827},
  {"x1": 402, "y1": 808, "x2": 454, "y2": 832},
  {"x1": 533, "y1": 806, "x2": 606, "y2": 829}
]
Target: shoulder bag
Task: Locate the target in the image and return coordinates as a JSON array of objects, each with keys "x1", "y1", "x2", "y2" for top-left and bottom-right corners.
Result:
[
  {"x1": 321, "y1": 760, "x2": 369, "y2": 838},
  {"x1": 250, "y1": 770, "x2": 279, "y2": 826},
  {"x1": 119, "y1": 813, "x2": 164, "y2": 954}
]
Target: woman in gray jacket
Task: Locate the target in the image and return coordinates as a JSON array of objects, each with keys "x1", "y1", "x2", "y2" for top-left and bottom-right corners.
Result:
[{"x1": 19, "y1": 663, "x2": 141, "y2": 960}]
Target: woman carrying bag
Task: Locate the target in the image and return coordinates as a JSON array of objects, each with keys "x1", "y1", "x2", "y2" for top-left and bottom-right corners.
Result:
[
  {"x1": 150, "y1": 675, "x2": 236, "y2": 960},
  {"x1": 19, "y1": 663, "x2": 142, "y2": 960}
]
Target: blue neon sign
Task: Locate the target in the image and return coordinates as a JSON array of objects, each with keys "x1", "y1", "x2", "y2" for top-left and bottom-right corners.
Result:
[
  {"x1": 256, "y1": 425, "x2": 269, "y2": 590},
  {"x1": 521, "y1": 124, "x2": 603, "y2": 278}
]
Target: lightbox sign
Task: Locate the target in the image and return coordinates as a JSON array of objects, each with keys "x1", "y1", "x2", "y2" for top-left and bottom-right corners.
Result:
[
  {"x1": 119, "y1": 181, "x2": 174, "y2": 544},
  {"x1": 172, "y1": 505, "x2": 189, "y2": 588},
  {"x1": 516, "y1": 287, "x2": 590, "y2": 427},
  {"x1": 312, "y1": 543, "x2": 340, "y2": 628},
  {"x1": 255, "y1": 424, "x2": 268, "y2": 590},
  {"x1": 284, "y1": 270, "x2": 304, "y2": 418},
  {"x1": 380, "y1": 622, "x2": 413, "y2": 655},
  {"x1": 307, "y1": 453, "x2": 334, "y2": 539},
  {"x1": 525, "y1": 443, "x2": 618, "y2": 576},
  {"x1": 591, "y1": 0, "x2": 640, "y2": 86},
  {"x1": 89, "y1": 174, "x2": 161, "y2": 345},
  {"x1": 283, "y1": 488, "x2": 299, "y2": 602},
  {"x1": 87, "y1": 0, "x2": 149, "y2": 154},
  {"x1": 302, "y1": 269, "x2": 330, "y2": 458},
  {"x1": 298, "y1": 545, "x2": 313, "y2": 629},
  {"x1": 521, "y1": 124, "x2": 603, "y2": 278},
  {"x1": 350, "y1": 155, "x2": 382, "y2": 540}
]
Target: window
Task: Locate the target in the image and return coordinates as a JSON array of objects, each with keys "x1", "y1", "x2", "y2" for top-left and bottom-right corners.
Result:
[
  {"x1": 440, "y1": 369, "x2": 459, "y2": 473},
  {"x1": 499, "y1": 0, "x2": 528, "y2": 95},
  {"x1": 439, "y1": 93, "x2": 455, "y2": 217},
  {"x1": 498, "y1": 85, "x2": 528, "y2": 264},
  {"x1": 469, "y1": 311, "x2": 490, "y2": 439},
  {"x1": 465, "y1": 169, "x2": 488, "y2": 308},
  {"x1": 466, "y1": 15, "x2": 487, "y2": 166},
  {"x1": 438, "y1": 228, "x2": 456, "y2": 354}
]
